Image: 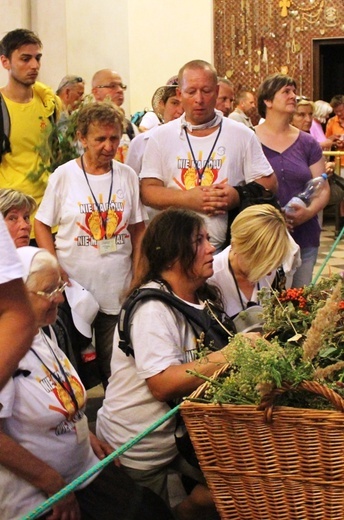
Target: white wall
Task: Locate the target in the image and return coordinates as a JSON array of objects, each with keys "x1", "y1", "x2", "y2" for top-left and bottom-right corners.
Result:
[
  {"x1": 0, "y1": 0, "x2": 31, "y2": 85},
  {"x1": 0, "y1": 0, "x2": 213, "y2": 116},
  {"x1": 127, "y1": 0, "x2": 213, "y2": 113}
]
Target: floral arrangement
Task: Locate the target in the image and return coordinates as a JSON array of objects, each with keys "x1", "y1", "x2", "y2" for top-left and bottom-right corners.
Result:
[{"x1": 191, "y1": 275, "x2": 344, "y2": 409}]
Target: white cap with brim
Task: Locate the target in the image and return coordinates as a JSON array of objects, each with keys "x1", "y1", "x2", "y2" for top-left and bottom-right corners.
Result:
[
  {"x1": 65, "y1": 280, "x2": 99, "y2": 339},
  {"x1": 16, "y1": 246, "x2": 46, "y2": 282}
]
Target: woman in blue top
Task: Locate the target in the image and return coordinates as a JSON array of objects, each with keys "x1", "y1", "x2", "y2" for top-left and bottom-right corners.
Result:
[{"x1": 255, "y1": 74, "x2": 329, "y2": 287}]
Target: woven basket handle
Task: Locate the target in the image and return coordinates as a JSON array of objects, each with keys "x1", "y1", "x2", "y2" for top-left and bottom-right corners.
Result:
[{"x1": 258, "y1": 380, "x2": 344, "y2": 423}]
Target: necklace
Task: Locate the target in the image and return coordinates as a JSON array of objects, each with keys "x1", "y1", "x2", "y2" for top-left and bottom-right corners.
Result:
[{"x1": 184, "y1": 121, "x2": 222, "y2": 186}]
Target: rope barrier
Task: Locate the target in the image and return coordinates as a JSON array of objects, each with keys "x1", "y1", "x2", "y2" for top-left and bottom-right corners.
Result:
[
  {"x1": 311, "y1": 225, "x2": 344, "y2": 285},
  {"x1": 21, "y1": 223, "x2": 344, "y2": 518},
  {"x1": 22, "y1": 404, "x2": 180, "y2": 520}
]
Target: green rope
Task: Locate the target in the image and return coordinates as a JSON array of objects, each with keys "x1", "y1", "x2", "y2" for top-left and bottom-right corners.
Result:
[
  {"x1": 22, "y1": 404, "x2": 180, "y2": 520},
  {"x1": 311, "y1": 225, "x2": 344, "y2": 285}
]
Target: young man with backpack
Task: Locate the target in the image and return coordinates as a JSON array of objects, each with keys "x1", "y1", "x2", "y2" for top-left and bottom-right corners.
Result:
[{"x1": 0, "y1": 29, "x2": 61, "y2": 241}]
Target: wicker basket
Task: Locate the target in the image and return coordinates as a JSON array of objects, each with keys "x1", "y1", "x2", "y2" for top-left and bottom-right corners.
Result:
[{"x1": 180, "y1": 365, "x2": 344, "y2": 520}]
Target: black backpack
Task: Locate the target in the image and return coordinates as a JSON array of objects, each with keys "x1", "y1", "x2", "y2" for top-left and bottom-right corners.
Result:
[
  {"x1": 118, "y1": 287, "x2": 236, "y2": 358},
  {"x1": 117, "y1": 286, "x2": 236, "y2": 469},
  {"x1": 0, "y1": 93, "x2": 11, "y2": 162}
]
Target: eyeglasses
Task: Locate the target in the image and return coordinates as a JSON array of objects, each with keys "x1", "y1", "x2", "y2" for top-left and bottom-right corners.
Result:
[
  {"x1": 95, "y1": 82, "x2": 127, "y2": 91},
  {"x1": 31, "y1": 281, "x2": 68, "y2": 301}
]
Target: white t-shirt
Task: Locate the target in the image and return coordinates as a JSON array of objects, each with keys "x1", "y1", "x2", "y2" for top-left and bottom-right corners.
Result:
[
  {"x1": 139, "y1": 111, "x2": 160, "y2": 130},
  {"x1": 96, "y1": 281, "x2": 203, "y2": 471},
  {"x1": 125, "y1": 130, "x2": 152, "y2": 175},
  {"x1": 140, "y1": 116, "x2": 273, "y2": 249},
  {"x1": 210, "y1": 245, "x2": 275, "y2": 317},
  {"x1": 36, "y1": 159, "x2": 146, "y2": 314},
  {"x1": 0, "y1": 214, "x2": 23, "y2": 283},
  {"x1": 0, "y1": 330, "x2": 98, "y2": 520}
]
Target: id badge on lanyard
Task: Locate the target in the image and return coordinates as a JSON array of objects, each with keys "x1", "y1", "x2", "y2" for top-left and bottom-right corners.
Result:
[{"x1": 98, "y1": 238, "x2": 117, "y2": 255}]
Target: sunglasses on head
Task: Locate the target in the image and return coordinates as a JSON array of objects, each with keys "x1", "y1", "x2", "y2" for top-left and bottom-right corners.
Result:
[{"x1": 59, "y1": 77, "x2": 84, "y2": 91}]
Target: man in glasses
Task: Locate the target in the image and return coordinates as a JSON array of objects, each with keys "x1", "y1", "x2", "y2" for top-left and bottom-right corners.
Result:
[
  {"x1": 56, "y1": 75, "x2": 85, "y2": 115},
  {"x1": 91, "y1": 68, "x2": 138, "y2": 162},
  {"x1": 0, "y1": 28, "x2": 61, "y2": 243},
  {"x1": 92, "y1": 69, "x2": 127, "y2": 108}
]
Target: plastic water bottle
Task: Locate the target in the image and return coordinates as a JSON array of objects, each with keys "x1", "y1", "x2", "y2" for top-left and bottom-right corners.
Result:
[{"x1": 284, "y1": 173, "x2": 328, "y2": 215}]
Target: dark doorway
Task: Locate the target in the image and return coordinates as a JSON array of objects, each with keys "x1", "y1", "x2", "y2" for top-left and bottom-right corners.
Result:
[{"x1": 313, "y1": 39, "x2": 344, "y2": 102}]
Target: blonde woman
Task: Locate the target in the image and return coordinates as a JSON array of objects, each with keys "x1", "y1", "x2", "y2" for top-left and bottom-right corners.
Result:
[
  {"x1": 291, "y1": 97, "x2": 314, "y2": 133},
  {"x1": 210, "y1": 204, "x2": 293, "y2": 319},
  {"x1": 310, "y1": 100, "x2": 338, "y2": 150}
]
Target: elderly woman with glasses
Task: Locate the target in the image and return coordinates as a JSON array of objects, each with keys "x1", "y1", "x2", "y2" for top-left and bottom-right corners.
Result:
[
  {"x1": 0, "y1": 246, "x2": 173, "y2": 520},
  {"x1": 255, "y1": 74, "x2": 329, "y2": 288}
]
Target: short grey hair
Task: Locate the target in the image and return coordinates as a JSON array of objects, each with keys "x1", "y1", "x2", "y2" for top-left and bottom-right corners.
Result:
[{"x1": 0, "y1": 189, "x2": 37, "y2": 217}]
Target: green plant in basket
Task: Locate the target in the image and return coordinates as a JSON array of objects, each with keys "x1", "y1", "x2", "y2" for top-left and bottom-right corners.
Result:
[
  {"x1": 260, "y1": 274, "x2": 344, "y2": 369},
  {"x1": 189, "y1": 276, "x2": 344, "y2": 409}
]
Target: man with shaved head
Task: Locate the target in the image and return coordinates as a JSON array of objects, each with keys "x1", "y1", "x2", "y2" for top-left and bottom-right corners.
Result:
[
  {"x1": 92, "y1": 68, "x2": 126, "y2": 108},
  {"x1": 140, "y1": 59, "x2": 276, "y2": 251}
]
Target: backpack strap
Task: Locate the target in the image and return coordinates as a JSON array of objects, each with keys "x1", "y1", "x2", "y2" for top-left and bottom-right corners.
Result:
[
  {"x1": 118, "y1": 287, "x2": 234, "y2": 357},
  {"x1": 0, "y1": 93, "x2": 11, "y2": 162},
  {"x1": 125, "y1": 119, "x2": 135, "y2": 141},
  {"x1": 42, "y1": 316, "x2": 78, "y2": 370}
]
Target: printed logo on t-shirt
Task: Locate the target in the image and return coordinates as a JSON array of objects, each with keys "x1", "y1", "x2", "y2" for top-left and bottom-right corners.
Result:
[
  {"x1": 38, "y1": 357, "x2": 86, "y2": 435},
  {"x1": 175, "y1": 151, "x2": 225, "y2": 189},
  {"x1": 76, "y1": 195, "x2": 129, "y2": 247}
]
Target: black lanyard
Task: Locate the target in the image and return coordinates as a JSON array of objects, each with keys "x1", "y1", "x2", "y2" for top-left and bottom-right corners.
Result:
[
  {"x1": 31, "y1": 330, "x2": 80, "y2": 412},
  {"x1": 184, "y1": 121, "x2": 222, "y2": 185},
  {"x1": 80, "y1": 154, "x2": 114, "y2": 234},
  {"x1": 228, "y1": 257, "x2": 260, "y2": 311}
]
